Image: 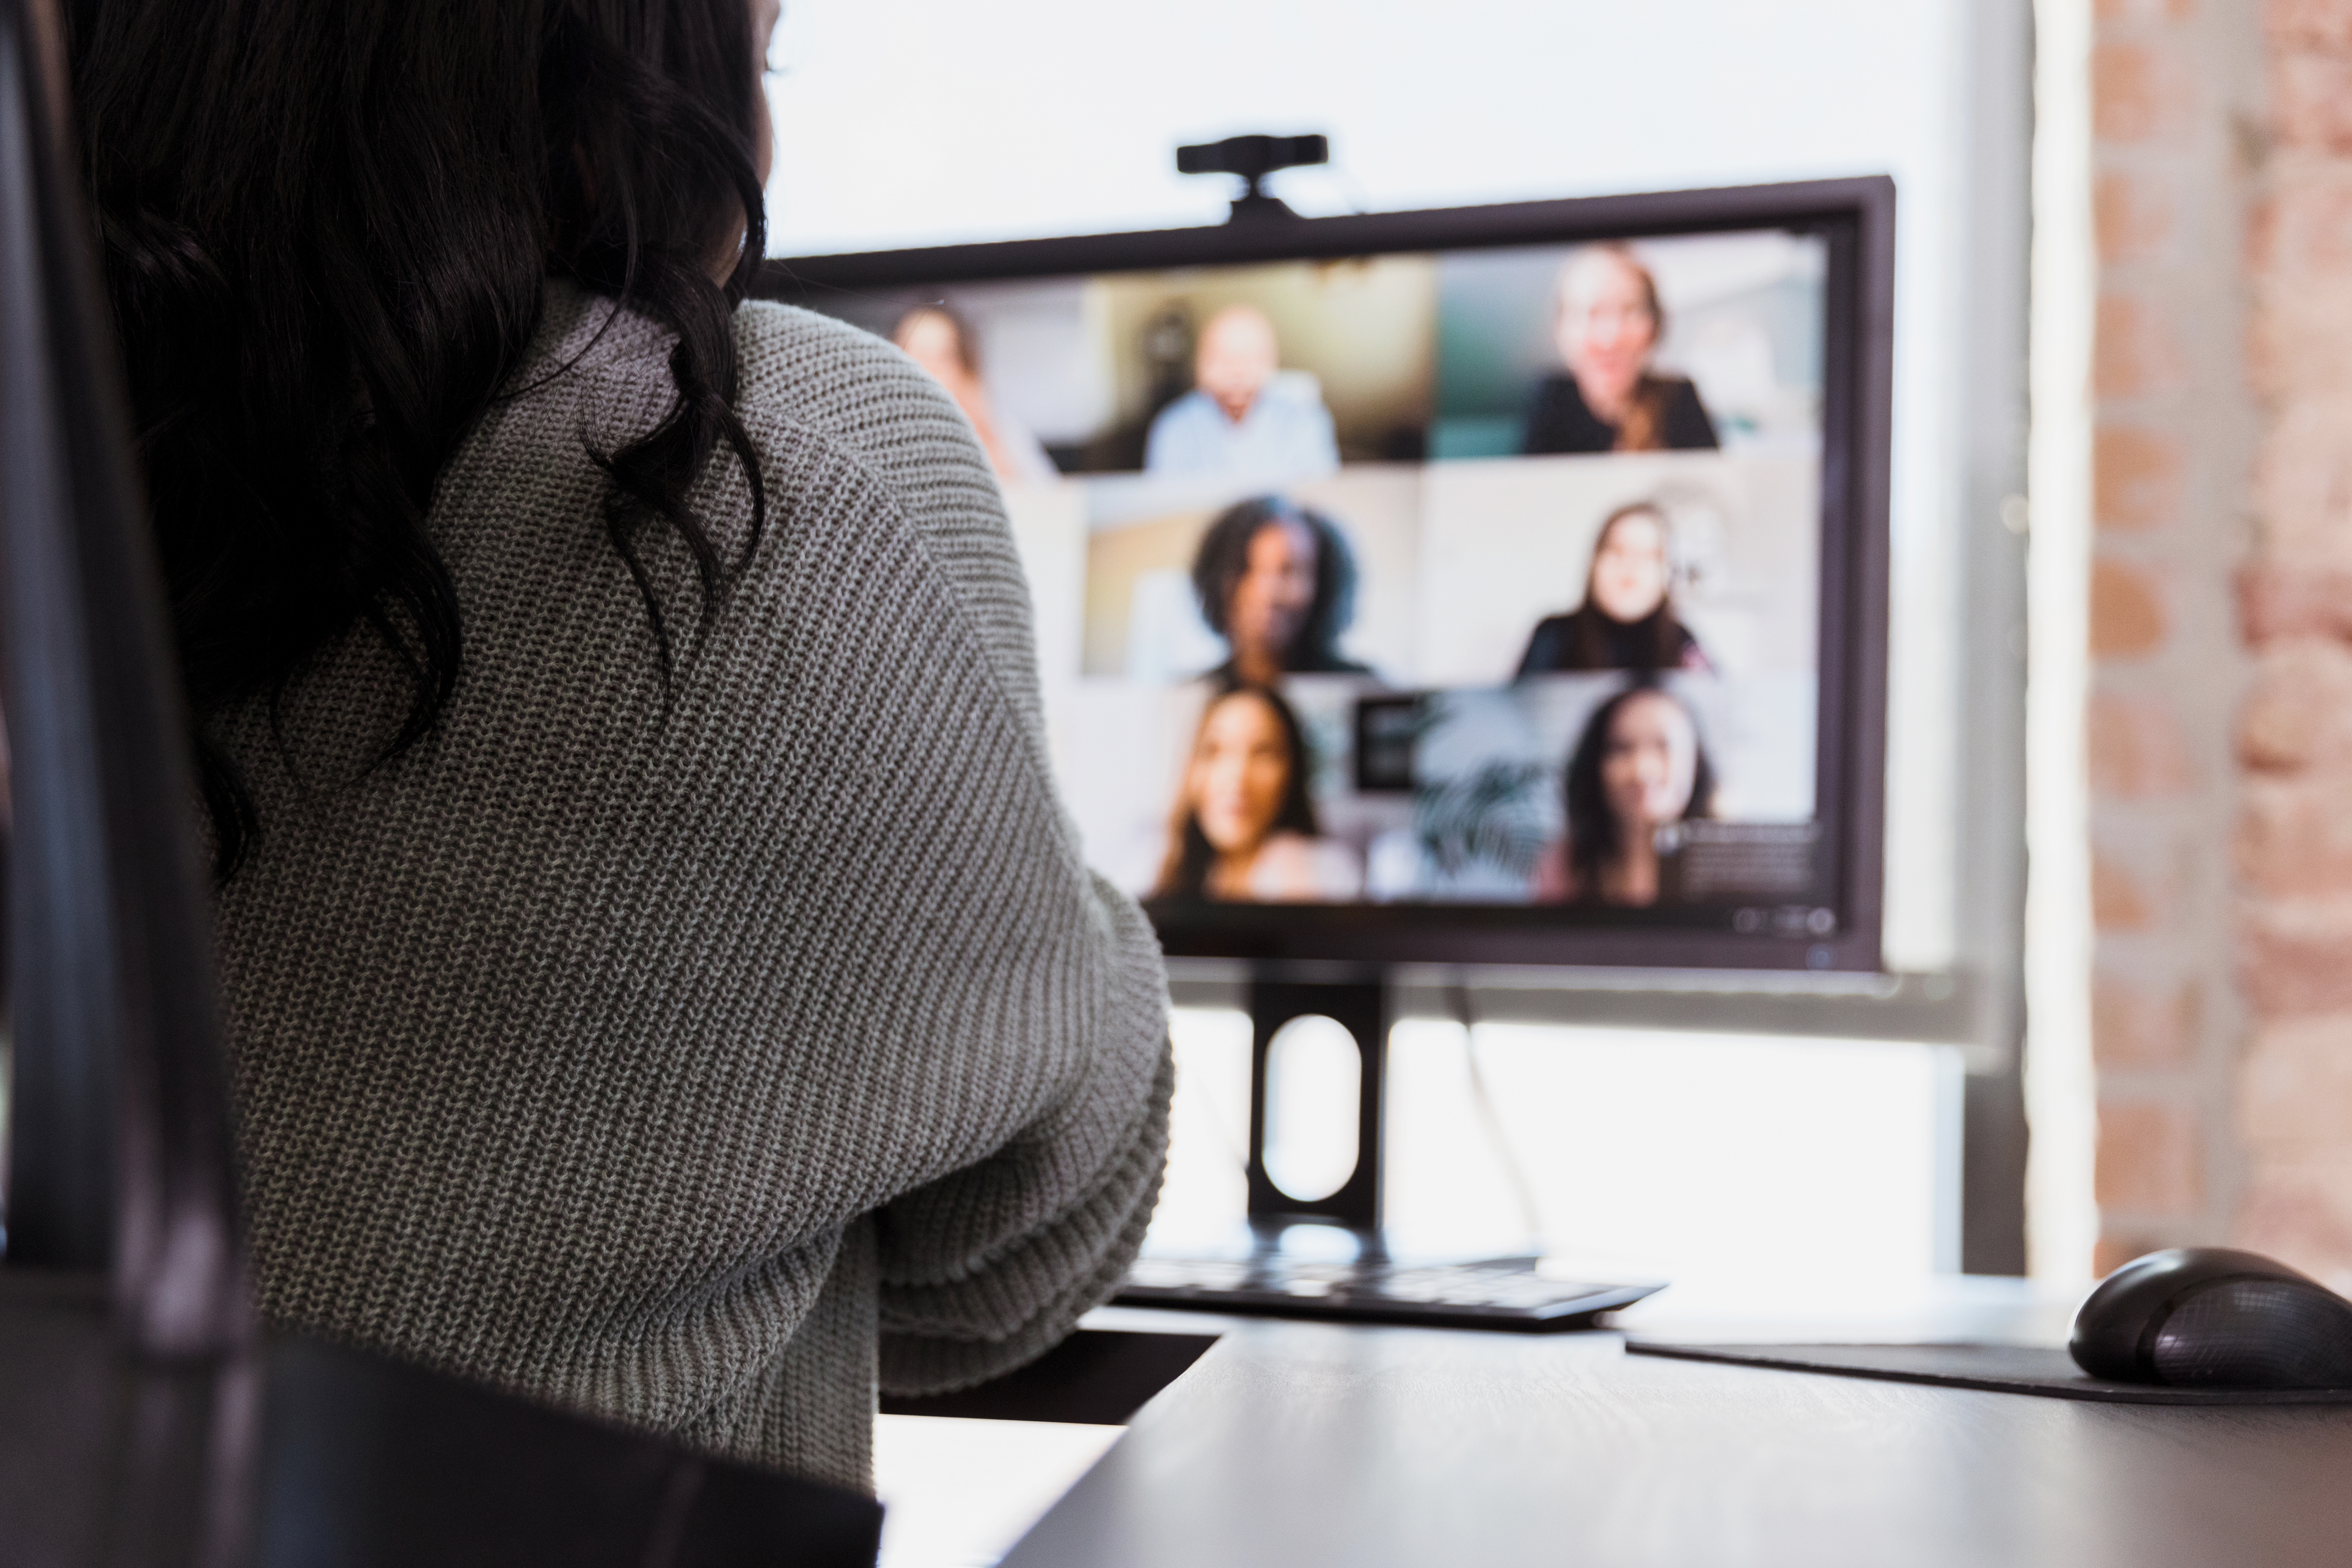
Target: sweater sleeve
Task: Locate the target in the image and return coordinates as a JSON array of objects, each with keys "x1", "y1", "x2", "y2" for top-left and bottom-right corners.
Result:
[
  {"x1": 874, "y1": 886, "x2": 1174, "y2": 1396},
  {"x1": 731, "y1": 303, "x2": 1175, "y2": 1396}
]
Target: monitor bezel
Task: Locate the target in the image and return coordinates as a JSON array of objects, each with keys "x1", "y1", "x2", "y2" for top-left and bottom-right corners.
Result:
[{"x1": 757, "y1": 176, "x2": 1895, "y2": 974}]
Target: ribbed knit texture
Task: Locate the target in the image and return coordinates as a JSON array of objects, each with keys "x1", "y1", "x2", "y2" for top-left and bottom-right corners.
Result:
[{"x1": 210, "y1": 282, "x2": 1174, "y2": 1493}]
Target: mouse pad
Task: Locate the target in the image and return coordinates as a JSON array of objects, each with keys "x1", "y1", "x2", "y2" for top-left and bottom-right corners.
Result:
[{"x1": 1622, "y1": 1341, "x2": 2352, "y2": 1404}]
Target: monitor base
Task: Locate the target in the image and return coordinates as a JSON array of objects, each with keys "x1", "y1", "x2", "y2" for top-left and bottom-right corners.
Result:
[{"x1": 1119, "y1": 1222, "x2": 1664, "y2": 1333}]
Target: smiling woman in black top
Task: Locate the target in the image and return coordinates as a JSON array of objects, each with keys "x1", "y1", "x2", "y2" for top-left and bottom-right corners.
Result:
[{"x1": 1523, "y1": 245, "x2": 1720, "y2": 456}]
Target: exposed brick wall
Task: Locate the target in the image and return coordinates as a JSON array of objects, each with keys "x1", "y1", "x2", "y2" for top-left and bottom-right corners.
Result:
[
  {"x1": 2230, "y1": 0, "x2": 2352, "y2": 1289},
  {"x1": 2076, "y1": 0, "x2": 2352, "y2": 1288},
  {"x1": 2083, "y1": 0, "x2": 2260, "y2": 1278}
]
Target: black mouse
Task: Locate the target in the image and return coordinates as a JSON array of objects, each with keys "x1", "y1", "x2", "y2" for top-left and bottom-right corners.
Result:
[{"x1": 2071, "y1": 1247, "x2": 2352, "y2": 1387}]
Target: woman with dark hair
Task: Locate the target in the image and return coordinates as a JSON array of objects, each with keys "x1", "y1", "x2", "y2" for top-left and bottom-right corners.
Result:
[
  {"x1": 1517, "y1": 501, "x2": 1711, "y2": 675},
  {"x1": 1189, "y1": 495, "x2": 1370, "y2": 684},
  {"x1": 1522, "y1": 245, "x2": 1720, "y2": 455},
  {"x1": 890, "y1": 302, "x2": 1059, "y2": 484},
  {"x1": 70, "y1": 0, "x2": 1169, "y2": 1493},
  {"x1": 1152, "y1": 686, "x2": 1362, "y2": 902},
  {"x1": 1535, "y1": 682, "x2": 1716, "y2": 906}
]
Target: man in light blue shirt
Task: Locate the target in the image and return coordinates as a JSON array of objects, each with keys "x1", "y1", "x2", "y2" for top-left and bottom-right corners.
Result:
[{"x1": 1144, "y1": 304, "x2": 1341, "y2": 479}]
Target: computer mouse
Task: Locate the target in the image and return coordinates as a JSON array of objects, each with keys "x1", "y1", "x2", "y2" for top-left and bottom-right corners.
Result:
[{"x1": 2070, "y1": 1247, "x2": 2352, "y2": 1388}]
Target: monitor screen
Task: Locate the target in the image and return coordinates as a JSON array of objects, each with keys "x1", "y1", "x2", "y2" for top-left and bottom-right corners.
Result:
[{"x1": 762, "y1": 180, "x2": 1891, "y2": 972}]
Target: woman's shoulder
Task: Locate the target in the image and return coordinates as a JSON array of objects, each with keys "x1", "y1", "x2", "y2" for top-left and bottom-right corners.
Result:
[
  {"x1": 733, "y1": 299, "x2": 936, "y2": 412},
  {"x1": 520, "y1": 282, "x2": 980, "y2": 483},
  {"x1": 498, "y1": 282, "x2": 1035, "y2": 732},
  {"x1": 729, "y1": 301, "x2": 1047, "y2": 747},
  {"x1": 1650, "y1": 374, "x2": 1721, "y2": 448},
  {"x1": 1516, "y1": 612, "x2": 1576, "y2": 676},
  {"x1": 731, "y1": 299, "x2": 986, "y2": 472},
  {"x1": 1523, "y1": 374, "x2": 1607, "y2": 453}
]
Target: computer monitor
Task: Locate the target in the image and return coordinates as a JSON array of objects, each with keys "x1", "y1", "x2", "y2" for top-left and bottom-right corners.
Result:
[{"x1": 761, "y1": 177, "x2": 1892, "y2": 977}]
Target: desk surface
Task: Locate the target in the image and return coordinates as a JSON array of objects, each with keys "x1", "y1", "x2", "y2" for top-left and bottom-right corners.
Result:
[{"x1": 1002, "y1": 1294, "x2": 2352, "y2": 1567}]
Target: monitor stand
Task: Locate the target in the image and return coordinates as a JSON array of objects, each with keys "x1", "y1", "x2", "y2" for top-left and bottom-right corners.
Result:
[
  {"x1": 1244, "y1": 974, "x2": 1387, "y2": 1236},
  {"x1": 1114, "y1": 972, "x2": 1668, "y2": 1331}
]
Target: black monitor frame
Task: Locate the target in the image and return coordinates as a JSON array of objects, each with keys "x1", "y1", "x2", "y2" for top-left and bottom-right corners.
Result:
[{"x1": 758, "y1": 176, "x2": 1895, "y2": 976}]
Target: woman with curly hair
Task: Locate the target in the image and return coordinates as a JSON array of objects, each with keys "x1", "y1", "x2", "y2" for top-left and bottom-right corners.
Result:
[{"x1": 1188, "y1": 494, "x2": 1369, "y2": 684}]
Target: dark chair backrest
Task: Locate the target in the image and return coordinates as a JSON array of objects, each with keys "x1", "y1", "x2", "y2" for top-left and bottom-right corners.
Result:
[
  {"x1": 1, "y1": 0, "x2": 258, "y2": 1555},
  {"x1": 0, "y1": 0, "x2": 249, "y2": 1354}
]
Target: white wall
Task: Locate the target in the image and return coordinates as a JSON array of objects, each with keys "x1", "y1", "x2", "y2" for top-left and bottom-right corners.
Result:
[
  {"x1": 2024, "y1": 0, "x2": 2098, "y2": 1284},
  {"x1": 765, "y1": 0, "x2": 1970, "y2": 970},
  {"x1": 1155, "y1": 1008, "x2": 1960, "y2": 1282}
]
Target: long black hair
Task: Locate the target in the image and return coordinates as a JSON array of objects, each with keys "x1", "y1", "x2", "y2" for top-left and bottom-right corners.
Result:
[
  {"x1": 66, "y1": 0, "x2": 770, "y2": 875},
  {"x1": 1562, "y1": 680, "x2": 1714, "y2": 901},
  {"x1": 1189, "y1": 496, "x2": 1361, "y2": 674},
  {"x1": 1152, "y1": 684, "x2": 1320, "y2": 901}
]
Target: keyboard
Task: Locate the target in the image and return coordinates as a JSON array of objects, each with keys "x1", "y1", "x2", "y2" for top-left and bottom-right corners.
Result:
[{"x1": 1116, "y1": 1252, "x2": 1665, "y2": 1331}]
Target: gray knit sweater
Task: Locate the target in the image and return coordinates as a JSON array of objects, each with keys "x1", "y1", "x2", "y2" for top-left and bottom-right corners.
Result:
[{"x1": 211, "y1": 282, "x2": 1174, "y2": 1492}]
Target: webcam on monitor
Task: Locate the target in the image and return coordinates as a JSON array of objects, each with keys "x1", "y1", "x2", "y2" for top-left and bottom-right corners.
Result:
[{"x1": 1176, "y1": 132, "x2": 1330, "y2": 220}]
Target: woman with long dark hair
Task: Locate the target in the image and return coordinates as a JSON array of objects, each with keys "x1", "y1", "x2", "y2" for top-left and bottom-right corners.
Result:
[
  {"x1": 1189, "y1": 494, "x2": 1368, "y2": 684},
  {"x1": 1536, "y1": 681, "x2": 1716, "y2": 906},
  {"x1": 1516, "y1": 501, "x2": 1711, "y2": 675},
  {"x1": 68, "y1": 0, "x2": 1170, "y2": 1493},
  {"x1": 1152, "y1": 685, "x2": 1362, "y2": 902}
]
